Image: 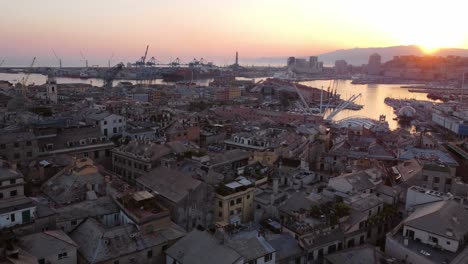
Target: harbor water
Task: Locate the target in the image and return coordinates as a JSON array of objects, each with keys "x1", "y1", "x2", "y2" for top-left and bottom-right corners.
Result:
[{"x1": 301, "y1": 80, "x2": 433, "y2": 130}]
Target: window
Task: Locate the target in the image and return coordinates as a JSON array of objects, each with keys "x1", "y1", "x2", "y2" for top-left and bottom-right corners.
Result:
[
  {"x1": 230, "y1": 200, "x2": 235, "y2": 206},
  {"x1": 113, "y1": 127, "x2": 117, "y2": 133},
  {"x1": 27, "y1": 152, "x2": 32, "y2": 157},
  {"x1": 230, "y1": 210, "x2": 234, "y2": 215},
  {"x1": 446, "y1": 178, "x2": 452, "y2": 185},
  {"x1": 113, "y1": 261, "x2": 119, "y2": 264},
  {"x1": 447, "y1": 241, "x2": 451, "y2": 245},
  {"x1": 429, "y1": 236, "x2": 439, "y2": 244},
  {"x1": 0, "y1": 144, "x2": 5, "y2": 149},
  {"x1": 218, "y1": 201, "x2": 222, "y2": 207},
  {"x1": 104, "y1": 121, "x2": 108, "y2": 125},
  {"x1": 10, "y1": 190, "x2": 18, "y2": 197},
  {"x1": 26, "y1": 141, "x2": 32, "y2": 146},
  {"x1": 10, "y1": 179, "x2": 16, "y2": 184},
  {"x1": 248, "y1": 260, "x2": 257, "y2": 264},
  {"x1": 434, "y1": 177, "x2": 440, "y2": 183},
  {"x1": 264, "y1": 253, "x2": 273, "y2": 262},
  {"x1": 218, "y1": 212, "x2": 222, "y2": 217},
  {"x1": 119, "y1": 119, "x2": 122, "y2": 123},
  {"x1": 14, "y1": 142, "x2": 19, "y2": 148},
  {"x1": 14, "y1": 153, "x2": 20, "y2": 159},
  {"x1": 58, "y1": 252, "x2": 68, "y2": 259},
  {"x1": 38, "y1": 259, "x2": 45, "y2": 264},
  {"x1": 247, "y1": 195, "x2": 250, "y2": 199},
  {"x1": 94, "y1": 151, "x2": 100, "y2": 159},
  {"x1": 423, "y1": 175, "x2": 428, "y2": 181},
  {"x1": 10, "y1": 213, "x2": 15, "y2": 222},
  {"x1": 236, "y1": 198, "x2": 242, "y2": 204},
  {"x1": 0, "y1": 192, "x2": 3, "y2": 199},
  {"x1": 71, "y1": 220, "x2": 77, "y2": 226},
  {"x1": 147, "y1": 250, "x2": 153, "y2": 258}
]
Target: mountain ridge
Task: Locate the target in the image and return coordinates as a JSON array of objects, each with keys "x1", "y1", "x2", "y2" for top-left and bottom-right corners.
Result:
[{"x1": 250, "y1": 45, "x2": 468, "y2": 66}]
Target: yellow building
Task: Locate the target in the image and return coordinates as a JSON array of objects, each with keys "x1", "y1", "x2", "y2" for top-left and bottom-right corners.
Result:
[{"x1": 214, "y1": 177, "x2": 254, "y2": 225}]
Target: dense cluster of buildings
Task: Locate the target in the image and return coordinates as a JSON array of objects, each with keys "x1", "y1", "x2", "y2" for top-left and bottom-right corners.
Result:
[
  {"x1": 2, "y1": 70, "x2": 468, "y2": 264},
  {"x1": 287, "y1": 56, "x2": 324, "y2": 74}
]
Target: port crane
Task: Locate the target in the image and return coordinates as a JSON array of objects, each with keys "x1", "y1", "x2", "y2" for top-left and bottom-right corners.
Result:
[
  {"x1": 0, "y1": 59, "x2": 4, "y2": 67},
  {"x1": 146, "y1": 57, "x2": 156, "y2": 67},
  {"x1": 79, "y1": 51, "x2": 89, "y2": 68},
  {"x1": 52, "y1": 49, "x2": 62, "y2": 68},
  {"x1": 20, "y1": 57, "x2": 36, "y2": 95},
  {"x1": 170, "y1": 57, "x2": 181, "y2": 67},
  {"x1": 135, "y1": 45, "x2": 150, "y2": 67},
  {"x1": 103, "y1": 63, "x2": 124, "y2": 88}
]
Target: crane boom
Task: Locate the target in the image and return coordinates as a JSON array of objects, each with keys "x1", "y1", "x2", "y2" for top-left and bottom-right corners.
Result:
[
  {"x1": 21, "y1": 57, "x2": 36, "y2": 95},
  {"x1": 143, "y1": 45, "x2": 149, "y2": 65},
  {"x1": 0, "y1": 59, "x2": 4, "y2": 67},
  {"x1": 52, "y1": 49, "x2": 62, "y2": 68}
]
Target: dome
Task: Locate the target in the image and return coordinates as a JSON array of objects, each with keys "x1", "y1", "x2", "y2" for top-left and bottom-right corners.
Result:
[{"x1": 398, "y1": 106, "x2": 416, "y2": 118}]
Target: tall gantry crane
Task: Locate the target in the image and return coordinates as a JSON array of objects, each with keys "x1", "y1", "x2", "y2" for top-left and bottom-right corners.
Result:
[
  {"x1": 0, "y1": 59, "x2": 4, "y2": 67},
  {"x1": 135, "y1": 45, "x2": 150, "y2": 67}
]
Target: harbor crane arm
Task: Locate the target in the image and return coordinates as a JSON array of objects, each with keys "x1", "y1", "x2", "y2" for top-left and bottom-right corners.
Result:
[
  {"x1": 52, "y1": 49, "x2": 62, "y2": 68},
  {"x1": 143, "y1": 45, "x2": 149, "y2": 65},
  {"x1": 21, "y1": 57, "x2": 36, "y2": 94}
]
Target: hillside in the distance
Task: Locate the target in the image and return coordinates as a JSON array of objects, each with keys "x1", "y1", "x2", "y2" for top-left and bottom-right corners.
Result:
[{"x1": 250, "y1": 46, "x2": 468, "y2": 67}]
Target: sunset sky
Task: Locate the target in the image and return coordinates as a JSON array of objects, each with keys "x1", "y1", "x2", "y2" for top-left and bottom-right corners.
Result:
[{"x1": 2, "y1": 0, "x2": 468, "y2": 66}]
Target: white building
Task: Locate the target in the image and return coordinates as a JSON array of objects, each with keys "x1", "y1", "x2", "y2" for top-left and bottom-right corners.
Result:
[
  {"x1": 386, "y1": 200, "x2": 468, "y2": 264},
  {"x1": 85, "y1": 111, "x2": 126, "y2": 138},
  {"x1": 0, "y1": 160, "x2": 36, "y2": 229},
  {"x1": 405, "y1": 185, "x2": 452, "y2": 211}
]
